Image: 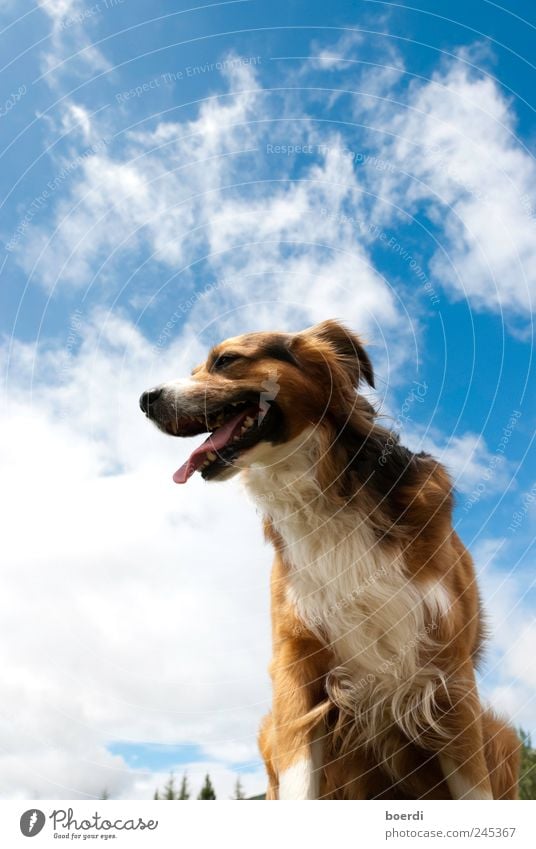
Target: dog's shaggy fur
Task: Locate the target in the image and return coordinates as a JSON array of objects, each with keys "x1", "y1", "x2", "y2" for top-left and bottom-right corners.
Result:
[{"x1": 141, "y1": 320, "x2": 520, "y2": 799}]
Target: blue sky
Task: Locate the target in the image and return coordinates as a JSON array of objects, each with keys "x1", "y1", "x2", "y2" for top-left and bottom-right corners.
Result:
[{"x1": 0, "y1": 0, "x2": 534, "y2": 799}]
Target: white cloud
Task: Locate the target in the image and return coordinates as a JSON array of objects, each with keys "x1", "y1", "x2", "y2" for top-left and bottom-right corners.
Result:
[
  {"x1": 13, "y1": 56, "x2": 415, "y2": 390},
  {"x1": 476, "y1": 539, "x2": 536, "y2": 734},
  {"x1": 1, "y1": 314, "x2": 274, "y2": 799},
  {"x1": 37, "y1": 0, "x2": 111, "y2": 84},
  {"x1": 360, "y1": 52, "x2": 536, "y2": 316},
  {"x1": 308, "y1": 30, "x2": 365, "y2": 71},
  {"x1": 406, "y1": 430, "x2": 513, "y2": 499},
  {"x1": 14, "y1": 60, "x2": 260, "y2": 289},
  {"x1": 11, "y1": 28, "x2": 536, "y2": 322}
]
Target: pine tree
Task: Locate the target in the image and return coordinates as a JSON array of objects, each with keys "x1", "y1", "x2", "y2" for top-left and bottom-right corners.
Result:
[
  {"x1": 233, "y1": 777, "x2": 245, "y2": 799},
  {"x1": 153, "y1": 773, "x2": 180, "y2": 800},
  {"x1": 197, "y1": 773, "x2": 216, "y2": 799},
  {"x1": 162, "y1": 773, "x2": 178, "y2": 800},
  {"x1": 153, "y1": 771, "x2": 193, "y2": 800},
  {"x1": 178, "y1": 773, "x2": 190, "y2": 800},
  {"x1": 519, "y1": 730, "x2": 536, "y2": 800}
]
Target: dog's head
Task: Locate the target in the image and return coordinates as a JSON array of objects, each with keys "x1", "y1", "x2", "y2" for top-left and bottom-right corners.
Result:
[{"x1": 140, "y1": 319, "x2": 375, "y2": 484}]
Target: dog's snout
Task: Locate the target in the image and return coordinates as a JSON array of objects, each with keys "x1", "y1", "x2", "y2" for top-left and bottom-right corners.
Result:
[{"x1": 139, "y1": 386, "x2": 163, "y2": 414}]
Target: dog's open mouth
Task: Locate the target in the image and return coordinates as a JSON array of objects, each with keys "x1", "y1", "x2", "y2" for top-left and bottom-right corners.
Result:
[{"x1": 167, "y1": 400, "x2": 274, "y2": 483}]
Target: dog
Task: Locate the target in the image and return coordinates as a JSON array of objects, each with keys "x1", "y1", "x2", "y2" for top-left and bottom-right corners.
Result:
[{"x1": 140, "y1": 319, "x2": 520, "y2": 799}]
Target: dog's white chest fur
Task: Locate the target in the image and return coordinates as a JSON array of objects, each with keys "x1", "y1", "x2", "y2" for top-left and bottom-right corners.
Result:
[{"x1": 244, "y1": 433, "x2": 439, "y2": 685}]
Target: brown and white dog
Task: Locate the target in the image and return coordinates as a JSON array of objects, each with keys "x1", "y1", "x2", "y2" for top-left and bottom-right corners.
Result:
[{"x1": 140, "y1": 320, "x2": 520, "y2": 800}]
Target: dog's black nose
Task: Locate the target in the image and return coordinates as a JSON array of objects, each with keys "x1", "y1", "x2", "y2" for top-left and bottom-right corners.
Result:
[{"x1": 139, "y1": 387, "x2": 163, "y2": 414}]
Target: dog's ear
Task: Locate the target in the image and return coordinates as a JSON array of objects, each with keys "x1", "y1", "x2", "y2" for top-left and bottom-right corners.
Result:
[{"x1": 300, "y1": 319, "x2": 375, "y2": 388}]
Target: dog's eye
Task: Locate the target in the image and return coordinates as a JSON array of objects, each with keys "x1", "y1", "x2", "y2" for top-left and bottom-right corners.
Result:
[{"x1": 213, "y1": 353, "x2": 241, "y2": 371}]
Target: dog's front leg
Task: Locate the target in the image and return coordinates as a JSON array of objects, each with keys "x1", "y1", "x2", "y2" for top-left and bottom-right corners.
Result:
[
  {"x1": 271, "y1": 637, "x2": 328, "y2": 799},
  {"x1": 437, "y1": 662, "x2": 493, "y2": 799},
  {"x1": 269, "y1": 552, "x2": 329, "y2": 800}
]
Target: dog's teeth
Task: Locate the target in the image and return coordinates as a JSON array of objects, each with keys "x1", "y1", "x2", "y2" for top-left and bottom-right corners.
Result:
[
  {"x1": 232, "y1": 436, "x2": 240, "y2": 442},
  {"x1": 244, "y1": 417, "x2": 254, "y2": 426},
  {"x1": 207, "y1": 452, "x2": 217, "y2": 461}
]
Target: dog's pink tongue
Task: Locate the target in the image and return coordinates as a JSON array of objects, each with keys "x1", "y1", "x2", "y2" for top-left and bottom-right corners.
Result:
[{"x1": 173, "y1": 408, "x2": 250, "y2": 484}]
